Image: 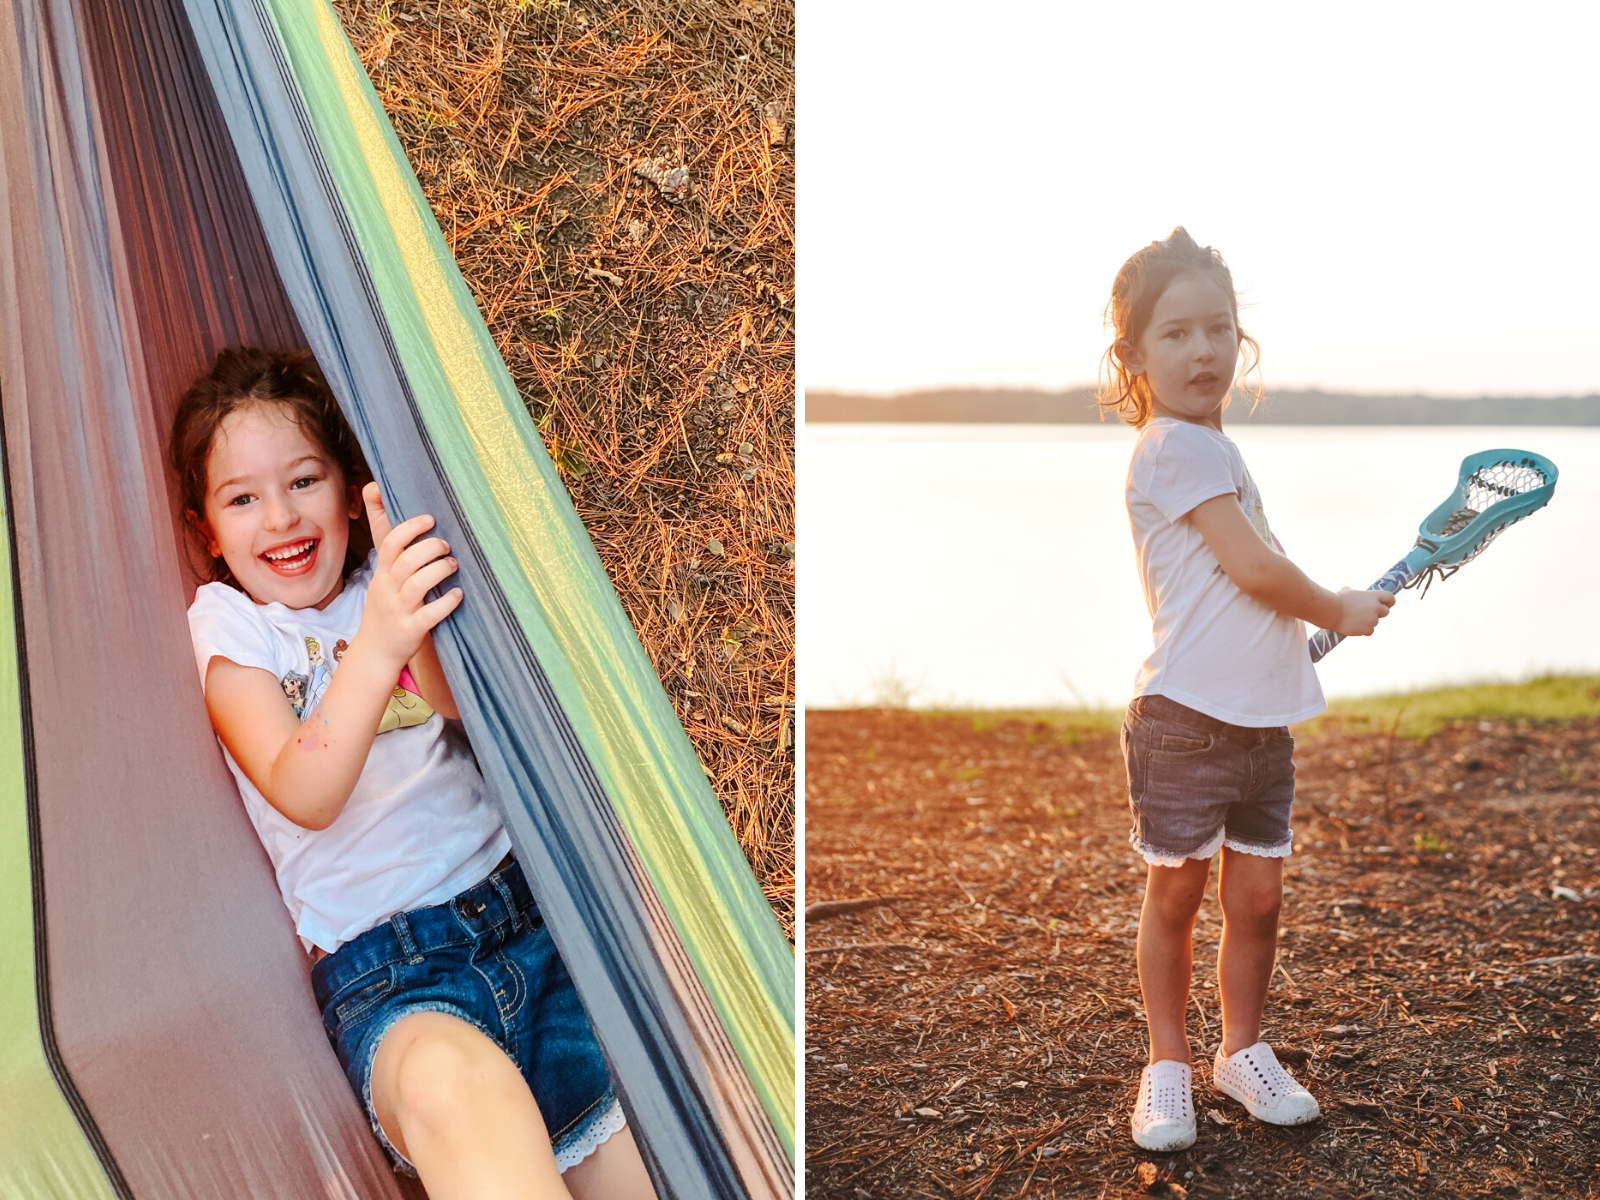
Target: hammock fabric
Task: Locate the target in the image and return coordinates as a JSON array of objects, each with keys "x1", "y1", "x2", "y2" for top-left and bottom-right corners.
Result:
[{"x1": 0, "y1": 0, "x2": 795, "y2": 1190}]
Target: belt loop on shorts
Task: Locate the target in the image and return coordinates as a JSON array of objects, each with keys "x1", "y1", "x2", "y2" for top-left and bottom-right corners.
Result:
[
  {"x1": 490, "y1": 871, "x2": 522, "y2": 933},
  {"x1": 391, "y1": 909, "x2": 424, "y2": 964}
]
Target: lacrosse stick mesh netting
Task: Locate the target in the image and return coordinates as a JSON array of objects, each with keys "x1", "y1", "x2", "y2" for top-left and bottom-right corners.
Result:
[{"x1": 1408, "y1": 459, "x2": 1549, "y2": 594}]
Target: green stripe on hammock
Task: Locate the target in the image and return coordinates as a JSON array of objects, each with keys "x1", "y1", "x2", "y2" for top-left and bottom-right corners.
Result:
[{"x1": 0, "y1": 494, "x2": 117, "y2": 1200}]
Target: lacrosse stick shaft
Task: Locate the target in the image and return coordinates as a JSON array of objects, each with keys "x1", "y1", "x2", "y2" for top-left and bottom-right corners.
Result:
[{"x1": 1307, "y1": 557, "x2": 1414, "y2": 663}]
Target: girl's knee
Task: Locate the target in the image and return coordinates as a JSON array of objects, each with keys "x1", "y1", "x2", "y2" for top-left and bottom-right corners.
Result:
[
  {"x1": 382, "y1": 1016, "x2": 532, "y2": 1140},
  {"x1": 1142, "y1": 860, "x2": 1209, "y2": 924},
  {"x1": 1146, "y1": 887, "x2": 1204, "y2": 927},
  {"x1": 1221, "y1": 886, "x2": 1282, "y2": 927}
]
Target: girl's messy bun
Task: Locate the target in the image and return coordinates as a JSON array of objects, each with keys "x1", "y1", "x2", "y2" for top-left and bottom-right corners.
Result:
[{"x1": 1097, "y1": 227, "x2": 1263, "y2": 428}]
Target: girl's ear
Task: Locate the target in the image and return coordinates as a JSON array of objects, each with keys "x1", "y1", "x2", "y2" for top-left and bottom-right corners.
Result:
[
  {"x1": 346, "y1": 483, "x2": 363, "y2": 521},
  {"x1": 188, "y1": 511, "x2": 222, "y2": 558},
  {"x1": 1115, "y1": 338, "x2": 1145, "y2": 377}
]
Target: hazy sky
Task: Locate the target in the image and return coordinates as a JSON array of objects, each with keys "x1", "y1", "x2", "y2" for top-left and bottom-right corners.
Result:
[{"x1": 802, "y1": 2, "x2": 1600, "y2": 397}]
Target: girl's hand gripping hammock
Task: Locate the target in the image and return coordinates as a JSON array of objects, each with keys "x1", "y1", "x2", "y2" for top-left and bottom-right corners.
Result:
[{"x1": 1308, "y1": 449, "x2": 1558, "y2": 663}]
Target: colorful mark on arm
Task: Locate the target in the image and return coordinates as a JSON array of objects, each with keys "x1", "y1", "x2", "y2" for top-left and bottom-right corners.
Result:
[{"x1": 296, "y1": 706, "x2": 332, "y2": 751}]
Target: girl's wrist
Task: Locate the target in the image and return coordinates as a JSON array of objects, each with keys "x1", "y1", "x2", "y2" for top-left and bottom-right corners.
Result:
[
  {"x1": 1308, "y1": 587, "x2": 1344, "y2": 632},
  {"x1": 339, "y1": 630, "x2": 408, "y2": 691}
]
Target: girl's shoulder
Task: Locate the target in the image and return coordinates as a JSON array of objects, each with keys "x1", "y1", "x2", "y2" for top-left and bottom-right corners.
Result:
[
  {"x1": 1128, "y1": 419, "x2": 1245, "y2": 520},
  {"x1": 1133, "y1": 418, "x2": 1238, "y2": 469},
  {"x1": 187, "y1": 581, "x2": 284, "y2": 680},
  {"x1": 1139, "y1": 416, "x2": 1234, "y2": 448},
  {"x1": 188, "y1": 579, "x2": 263, "y2": 625}
]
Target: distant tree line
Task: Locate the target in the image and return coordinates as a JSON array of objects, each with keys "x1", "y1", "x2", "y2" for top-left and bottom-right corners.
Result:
[{"x1": 805, "y1": 388, "x2": 1600, "y2": 425}]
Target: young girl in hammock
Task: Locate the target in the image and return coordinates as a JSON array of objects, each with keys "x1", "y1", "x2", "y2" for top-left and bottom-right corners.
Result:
[
  {"x1": 1101, "y1": 229, "x2": 1395, "y2": 1151},
  {"x1": 172, "y1": 346, "x2": 657, "y2": 1200}
]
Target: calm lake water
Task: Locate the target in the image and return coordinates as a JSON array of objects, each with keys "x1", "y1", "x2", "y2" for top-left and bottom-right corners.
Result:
[{"x1": 804, "y1": 424, "x2": 1600, "y2": 709}]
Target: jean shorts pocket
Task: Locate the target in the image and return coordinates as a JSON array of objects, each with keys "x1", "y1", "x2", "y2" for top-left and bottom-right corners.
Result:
[
  {"x1": 1157, "y1": 732, "x2": 1211, "y2": 754},
  {"x1": 330, "y1": 964, "x2": 398, "y2": 1032}
]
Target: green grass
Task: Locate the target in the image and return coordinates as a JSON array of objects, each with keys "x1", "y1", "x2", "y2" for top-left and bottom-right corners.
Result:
[
  {"x1": 913, "y1": 675, "x2": 1600, "y2": 743},
  {"x1": 1302, "y1": 674, "x2": 1600, "y2": 740},
  {"x1": 939, "y1": 707, "x2": 1126, "y2": 744}
]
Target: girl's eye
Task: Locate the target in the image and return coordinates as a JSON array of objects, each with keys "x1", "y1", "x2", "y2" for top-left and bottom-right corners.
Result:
[
  {"x1": 227, "y1": 493, "x2": 254, "y2": 507},
  {"x1": 291, "y1": 475, "x2": 320, "y2": 490}
]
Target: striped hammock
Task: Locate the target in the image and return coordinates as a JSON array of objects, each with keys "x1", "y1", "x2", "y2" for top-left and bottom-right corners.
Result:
[{"x1": 0, "y1": 0, "x2": 794, "y2": 1192}]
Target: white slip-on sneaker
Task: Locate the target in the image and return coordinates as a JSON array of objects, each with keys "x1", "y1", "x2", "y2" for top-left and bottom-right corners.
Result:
[
  {"x1": 1212, "y1": 1041, "x2": 1320, "y2": 1125},
  {"x1": 1131, "y1": 1059, "x2": 1197, "y2": 1151}
]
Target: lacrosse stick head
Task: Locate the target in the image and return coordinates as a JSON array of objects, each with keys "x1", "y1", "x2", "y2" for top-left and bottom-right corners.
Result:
[{"x1": 1412, "y1": 449, "x2": 1558, "y2": 575}]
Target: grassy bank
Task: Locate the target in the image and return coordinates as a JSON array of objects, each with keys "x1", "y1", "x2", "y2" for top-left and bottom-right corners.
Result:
[
  {"x1": 901, "y1": 674, "x2": 1600, "y2": 743},
  {"x1": 1313, "y1": 673, "x2": 1600, "y2": 738}
]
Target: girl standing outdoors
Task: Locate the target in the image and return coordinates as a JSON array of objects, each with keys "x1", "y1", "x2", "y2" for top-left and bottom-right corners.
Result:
[
  {"x1": 1100, "y1": 229, "x2": 1394, "y2": 1151},
  {"x1": 174, "y1": 347, "x2": 657, "y2": 1199}
]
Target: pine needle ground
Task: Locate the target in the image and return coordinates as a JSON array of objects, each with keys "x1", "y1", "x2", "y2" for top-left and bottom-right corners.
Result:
[{"x1": 335, "y1": 0, "x2": 795, "y2": 933}]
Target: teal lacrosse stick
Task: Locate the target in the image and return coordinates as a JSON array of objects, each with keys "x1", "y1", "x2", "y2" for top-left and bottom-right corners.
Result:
[{"x1": 1309, "y1": 449, "x2": 1558, "y2": 663}]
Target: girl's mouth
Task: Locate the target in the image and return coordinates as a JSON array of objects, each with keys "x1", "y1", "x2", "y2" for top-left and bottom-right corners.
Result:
[
  {"x1": 1190, "y1": 373, "x2": 1218, "y2": 388},
  {"x1": 261, "y1": 538, "x2": 319, "y2": 575}
]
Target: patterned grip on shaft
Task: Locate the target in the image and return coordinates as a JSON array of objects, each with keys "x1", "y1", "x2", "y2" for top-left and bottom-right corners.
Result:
[{"x1": 1307, "y1": 558, "x2": 1414, "y2": 664}]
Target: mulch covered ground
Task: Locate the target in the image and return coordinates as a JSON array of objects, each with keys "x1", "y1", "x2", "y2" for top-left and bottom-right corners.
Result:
[
  {"x1": 805, "y1": 709, "x2": 1600, "y2": 1198},
  {"x1": 336, "y1": 0, "x2": 796, "y2": 931}
]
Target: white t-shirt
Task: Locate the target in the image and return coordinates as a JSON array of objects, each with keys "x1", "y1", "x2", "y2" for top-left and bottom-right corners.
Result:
[
  {"x1": 1125, "y1": 418, "x2": 1325, "y2": 726},
  {"x1": 187, "y1": 553, "x2": 510, "y2": 952}
]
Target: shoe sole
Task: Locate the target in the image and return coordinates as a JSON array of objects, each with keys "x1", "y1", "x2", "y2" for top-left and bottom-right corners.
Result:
[
  {"x1": 1214, "y1": 1077, "x2": 1320, "y2": 1125},
  {"x1": 1131, "y1": 1122, "x2": 1197, "y2": 1151}
]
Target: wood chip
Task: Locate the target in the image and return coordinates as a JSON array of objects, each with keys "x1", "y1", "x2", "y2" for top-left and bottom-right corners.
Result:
[
  {"x1": 804, "y1": 896, "x2": 905, "y2": 921},
  {"x1": 1339, "y1": 1098, "x2": 1385, "y2": 1115}
]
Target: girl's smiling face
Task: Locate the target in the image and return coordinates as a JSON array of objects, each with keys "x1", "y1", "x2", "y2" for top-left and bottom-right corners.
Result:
[
  {"x1": 1120, "y1": 274, "x2": 1241, "y2": 430},
  {"x1": 197, "y1": 403, "x2": 362, "y2": 610}
]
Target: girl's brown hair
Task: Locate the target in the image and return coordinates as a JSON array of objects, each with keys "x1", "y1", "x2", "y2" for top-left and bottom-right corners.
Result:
[
  {"x1": 168, "y1": 347, "x2": 372, "y2": 589},
  {"x1": 1096, "y1": 226, "x2": 1263, "y2": 428}
]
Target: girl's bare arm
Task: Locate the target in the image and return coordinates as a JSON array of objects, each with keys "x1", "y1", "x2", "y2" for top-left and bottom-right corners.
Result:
[
  {"x1": 207, "y1": 486, "x2": 464, "y2": 830},
  {"x1": 406, "y1": 634, "x2": 460, "y2": 721},
  {"x1": 206, "y1": 644, "x2": 409, "y2": 830},
  {"x1": 1188, "y1": 493, "x2": 1393, "y2": 635}
]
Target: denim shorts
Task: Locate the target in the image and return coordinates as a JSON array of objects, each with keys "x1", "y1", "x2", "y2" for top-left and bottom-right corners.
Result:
[
  {"x1": 1120, "y1": 693, "x2": 1296, "y2": 866},
  {"x1": 310, "y1": 858, "x2": 624, "y2": 1176}
]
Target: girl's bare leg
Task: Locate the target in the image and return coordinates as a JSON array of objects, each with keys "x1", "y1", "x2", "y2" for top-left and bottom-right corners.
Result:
[
  {"x1": 1216, "y1": 847, "x2": 1284, "y2": 1056},
  {"x1": 564, "y1": 1126, "x2": 657, "y2": 1200},
  {"x1": 371, "y1": 1011, "x2": 569, "y2": 1200},
  {"x1": 1136, "y1": 856, "x2": 1211, "y2": 1064}
]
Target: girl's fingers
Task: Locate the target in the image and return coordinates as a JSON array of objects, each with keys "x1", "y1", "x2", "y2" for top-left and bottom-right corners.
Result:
[
  {"x1": 376, "y1": 513, "x2": 437, "y2": 570},
  {"x1": 363, "y1": 483, "x2": 393, "y2": 546},
  {"x1": 399, "y1": 555, "x2": 459, "y2": 604},
  {"x1": 415, "y1": 587, "x2": 464, "y2": 630},
  {"x1": 391, "y1": 536, "x2": 452, "y2": 581}
]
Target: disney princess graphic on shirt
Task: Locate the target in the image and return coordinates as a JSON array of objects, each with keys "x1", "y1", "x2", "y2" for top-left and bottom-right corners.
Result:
[
  {"x1": 279, "y1": 635, "x2": 434, "y2": 731},
  {"x1": 1238, "y1": 468, "x2": 1285, "y2": 554},
  {"x1": 1209, "y1": 467, "x2": 1286, "y2": 580}
]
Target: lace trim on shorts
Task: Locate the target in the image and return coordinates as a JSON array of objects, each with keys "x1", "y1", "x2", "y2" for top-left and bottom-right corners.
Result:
[
  {"x1": 1222, "y1": 836, "x2": 1294, "y2": 859},
  {"x1": 555, "y1": 1098, "x2": 627, "y2": 1172},
  {"x1": 1131, "y1": 825, "x2": 1225, "y2": 867}
]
